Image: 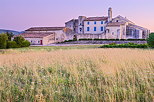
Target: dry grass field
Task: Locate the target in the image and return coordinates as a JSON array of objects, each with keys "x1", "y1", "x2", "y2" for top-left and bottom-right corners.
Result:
[{"x1": 0, "y1": 46, "x2": 153, "y2": 102}]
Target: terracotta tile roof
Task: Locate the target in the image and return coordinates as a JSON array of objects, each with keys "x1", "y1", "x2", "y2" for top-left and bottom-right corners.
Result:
[
  {"x1": 25, "y1": 27, "x2": 65, "y2": 31},
  {"x1": 84, "y1": 17, "x2": 108, "y2": 21},
  {"x1": 14, "y1": 32, "x2": 55, "y2": 38},
  {"x1": 107, "y1": 22, "x2": 126, "y2": 27}
]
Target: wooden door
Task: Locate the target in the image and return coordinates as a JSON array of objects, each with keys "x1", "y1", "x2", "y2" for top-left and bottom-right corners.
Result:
[{"x1": 40, "y1": 40, "x2": 43, "y2": 45}]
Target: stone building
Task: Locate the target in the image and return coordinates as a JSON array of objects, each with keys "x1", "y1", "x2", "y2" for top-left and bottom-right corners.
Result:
[
  {"x1": 14, "y1": 32, "x2": 56, "y2": 45},
  {"x1": 65, "y1": 8, "x2": 150, "y2": 40},
  {"x1": 15, "y1": 27, "x2": 71, "y2": 45}
]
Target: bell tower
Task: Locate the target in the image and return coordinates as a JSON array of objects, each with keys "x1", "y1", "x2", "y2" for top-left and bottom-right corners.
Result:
[{"x1": 108, "y1": 7, "x2": 112, "y2": 22}]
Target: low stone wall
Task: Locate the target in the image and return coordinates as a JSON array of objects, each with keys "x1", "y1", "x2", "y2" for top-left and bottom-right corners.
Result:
[{"x1": 60, "y1": 40, "x2": 147, "y2": 44}]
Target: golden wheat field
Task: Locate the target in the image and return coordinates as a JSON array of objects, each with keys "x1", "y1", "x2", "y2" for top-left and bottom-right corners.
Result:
[{"x1": 0, "y1": 47, "x2": 153, "y2": 102}]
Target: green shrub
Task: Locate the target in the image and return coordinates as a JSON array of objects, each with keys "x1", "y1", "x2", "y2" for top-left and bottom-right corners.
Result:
[
  {"x1": 13, "y1": 36, "x2": 30, "y2": 47},
  {"x1": 109, "y1": 43, "x2": 116, "y2": 45},
  {"x1": 21, "y1": 40, "x2": 30, "y2": 47},
  {"x1": 147, "y1": 33, "x2": 154, "y2": 48},
  {"x1": 7, "y1": 41, "x2": 19, "y2": 48},
  {"x1": 13, "y1": 36, "x2": 25, "y2": 47},
  {"x1": 100, "y1": 43, "x2": 148, "y2": 48},
  {"x1": 127, "y1": 42, "x2": 137, "y2": 45},
  {"x1": 0, "y1": 34, "x2": 8, "y2": 49}
]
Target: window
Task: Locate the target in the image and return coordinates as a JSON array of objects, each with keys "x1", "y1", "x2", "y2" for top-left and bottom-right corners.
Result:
[
  {"x1": 101, "y1": 21, "x2": 103, "y2": 24},
  {"x1": 101, "y1": 27, "x2": 104, "y2": 31},
  {"x1": 87, "y1": 22, "x2": 90, "y2": 25},
  {"x1": 80, "y1": 28, "x2": 82, "y2": 32},
  {"x1": 87, "y1": 27, "x2": 90, "y2": 31},
  {"x1": 116, "y1": 20, "x2": 119, "y2": 22},
  {"x1": 38, "y1": 41, "x2": 40, "y2": 43},
  {"x1": 106, "y1": 29, "x2": 110, "y2": 33},
  {"x1": 94, "y1": 21, "x2": 97, "y2": 24},
  {"x1": 94, "y1": 27, "x2": 97, "y2": 31}
]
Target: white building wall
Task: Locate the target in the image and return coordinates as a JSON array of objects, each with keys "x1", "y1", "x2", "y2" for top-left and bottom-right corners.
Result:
[
  {"x1": 25, "y1": 38, "x2": 43, "y2": 45},
  {"x1": 43, "y1": 34, "x2": 55, "y2": 45},
  {"x1": 54, "y1": 30, "x2": 66, "y2": 42},
  {"x1": 139, "y1": 30, "x2": 143, "y2": 39},
  {"x1": 121, "y1": 25, "x2": 127, "y2": 39},
  {"x1": 106, "y1": 26, "x2": 121, "y2": 39},
  {"x1": 84, "y1": 21, "x2": 106, "y2": 34},
  {"x1": 25, "y1": 35, "x2": 56, "y2": 45}
]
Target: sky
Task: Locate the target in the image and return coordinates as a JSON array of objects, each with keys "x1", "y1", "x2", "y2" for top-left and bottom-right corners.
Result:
[{"x1": 0, "y1": 0, "x2": 154, "y2": 32}]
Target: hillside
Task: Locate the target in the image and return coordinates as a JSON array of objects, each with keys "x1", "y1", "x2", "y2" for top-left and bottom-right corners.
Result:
[{"x1": 0, "y1": 29, "x2": 23, "y2": 35}]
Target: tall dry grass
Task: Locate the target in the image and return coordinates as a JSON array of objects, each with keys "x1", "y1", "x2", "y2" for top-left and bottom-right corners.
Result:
[{"x1": 0, "y1": 48, "x2": 153, "y2": 102}]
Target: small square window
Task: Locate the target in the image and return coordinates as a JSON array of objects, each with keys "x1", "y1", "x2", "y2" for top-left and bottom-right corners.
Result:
[
  {"x1": 101, "y1": 21, "x2": 103, "y2": 24},
  {"x1": 101, "y1": 27, "x2": 104, "y2": 31},
  {"x1": 80, "y1": 28, "x2": 82, "y2": 32},
  {"x1": 94, "y1": 27, "x2": 97, "y2": 31},
  {"x1": 94, "y1": 21, "x2": 97, "y2": 24},
  {"x1": 87, "y1": 22, "x2": 90, "y2": 25},
  {"x1": 87, "y1": 27, "x2": 90, "y2": 31}
]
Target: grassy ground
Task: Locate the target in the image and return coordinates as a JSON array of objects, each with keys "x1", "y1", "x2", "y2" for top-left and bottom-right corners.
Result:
[
  {"x1": 0, "y1": 46, "x2": 153, "y2": 102},
  {"x1": 0, "y1": 45, "x2": 100, "y2": 54}
]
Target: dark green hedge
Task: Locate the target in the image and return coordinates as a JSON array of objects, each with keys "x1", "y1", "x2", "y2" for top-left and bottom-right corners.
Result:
[
  {"x1": 100, "y1": 43, "x2": 148, "y2": 48},
  {"x1": 79, "y1": 39, "x2": 146, "y2": 41},
  {"x1": 63, "y1": 39, "x2": 146, "y2": 43}
]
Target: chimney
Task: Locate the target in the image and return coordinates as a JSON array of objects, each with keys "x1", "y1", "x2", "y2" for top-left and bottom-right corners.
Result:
[{"x1": 108, "y1": 7, "x2": 112, "y2": 22}]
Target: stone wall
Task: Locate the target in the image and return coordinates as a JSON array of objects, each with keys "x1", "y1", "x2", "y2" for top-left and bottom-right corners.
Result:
[{"x1": 61, "y1": 40, "x2": 147, "y2": 44}]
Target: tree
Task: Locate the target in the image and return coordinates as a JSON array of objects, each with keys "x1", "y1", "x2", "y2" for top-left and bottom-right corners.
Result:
[
  {"x1": 0, "y1": 34, "x2": 8, "y2": 49},
  {"x1": 7, "y1": 41, "x2": 18, "y2": 48},
  {"x1": 147, "y1": 33, "x2": 154, "y2": 48},
  {"x1": 21, "y1": 40, "x2": 30, "y2": 47},
  {"x1": 6, "y1": 32, "x2": 14, "y2": 41},
  {"x1": 13, "y1": 36, "x2": 25, "y2": 47}
]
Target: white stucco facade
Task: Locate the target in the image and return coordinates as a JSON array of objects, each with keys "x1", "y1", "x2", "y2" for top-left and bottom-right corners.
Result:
[
  {"x1": 84, "y1": 21, "x2": 106, "y2": 34},
  {"x1": 25, "y1": 38, "x2": 43, "y2": 45}
]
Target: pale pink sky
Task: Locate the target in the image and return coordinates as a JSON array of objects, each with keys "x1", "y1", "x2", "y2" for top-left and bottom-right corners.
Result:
[{"x1": 0, "y1": 0, "x2": 154, "y2": 32}]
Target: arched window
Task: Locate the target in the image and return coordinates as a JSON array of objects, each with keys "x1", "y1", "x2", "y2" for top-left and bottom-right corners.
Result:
[{"x1": 106, "y1": 29, "x2": 110, "y2": 33}]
